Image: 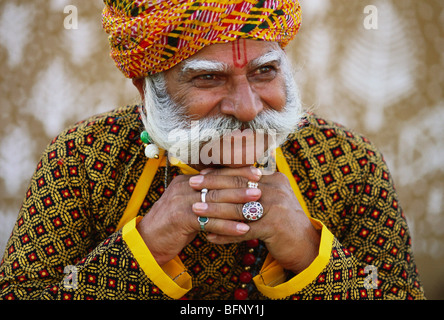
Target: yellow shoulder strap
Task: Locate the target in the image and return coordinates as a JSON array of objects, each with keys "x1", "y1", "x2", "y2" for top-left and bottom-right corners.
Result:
[
  {"x1": 116, "y1": 149, "x2": 165, "y2": 230},
  {"x1": 275, "y1": 147, "x2": 311, "y2": 218}
]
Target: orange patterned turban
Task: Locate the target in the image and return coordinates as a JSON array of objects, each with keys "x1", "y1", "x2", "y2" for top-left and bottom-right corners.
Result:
[{"x1": 102, "y1": 0, "x2": 302, "y2": 78}]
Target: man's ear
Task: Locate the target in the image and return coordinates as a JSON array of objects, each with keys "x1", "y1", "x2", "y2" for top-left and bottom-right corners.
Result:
[{"x1": 132, "y1": 78, "x2": 145, "y2": 101}]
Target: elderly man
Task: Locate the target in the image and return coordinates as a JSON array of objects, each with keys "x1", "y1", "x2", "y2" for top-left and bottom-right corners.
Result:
[{"x1": 0, "y1": 0, "x2": 424, "y2": 300}]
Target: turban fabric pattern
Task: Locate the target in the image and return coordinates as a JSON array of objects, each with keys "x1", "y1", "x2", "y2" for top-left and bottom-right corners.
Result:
[{"x1": 102, "y1": 0, "x2": 302, "y2": 78}]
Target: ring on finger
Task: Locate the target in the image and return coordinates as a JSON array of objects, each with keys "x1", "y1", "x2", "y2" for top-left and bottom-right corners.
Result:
[
  {"x1": 247, "y1": 181, "x2": 258, "y2": 189},
  {"x1": 199, "y1": 188, "x2": 209, "y2": 231},
  {"x1": 201, "y1": 188, "x2": 208, "y2": 202},
  {"x1": 197, "y1": 216, "x2": 209, "y2": 231},
  {"x1": 242, "y1": 201, "x2": 264, "y2": 221}
]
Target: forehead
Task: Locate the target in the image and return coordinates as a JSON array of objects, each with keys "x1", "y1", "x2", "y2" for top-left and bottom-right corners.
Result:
[{"x1": 174, "y1": 39, "x2": 282, "y2": 72}]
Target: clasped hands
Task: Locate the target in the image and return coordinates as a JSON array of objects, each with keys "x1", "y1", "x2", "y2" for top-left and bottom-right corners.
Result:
[{"x1": 137, "y1": 166, "x2": 320, "y2": 275}]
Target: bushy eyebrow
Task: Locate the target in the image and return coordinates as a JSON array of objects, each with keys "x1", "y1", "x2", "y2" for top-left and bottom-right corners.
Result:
[
  {"x1": 179, "y1": 49, "x2": 284, "y2": 78},
  {"x1": 247, "y1": 50, "x2": 283, "y2": 70},
  {"x1": 180, "y1": 59, "x2": 229, "y2": 77}
]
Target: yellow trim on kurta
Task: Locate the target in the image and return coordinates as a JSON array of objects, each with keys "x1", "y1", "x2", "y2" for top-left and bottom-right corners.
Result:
[
  {"x1": 275, "y1": 147, "x2": 310, "y2": 217},
  {"x1": 253, "y1": 218, "x2": 334, "y2": 299},
  {"x1": 169, "y1": 157, "x2": 200, "y2": 175},
  {"x1": 116, "y1": 149, "x2": 166, "y2": 230},
  {"x1": 122, "y1": 216, "x2": 192, "y2": 299},
  {"x1": 120, "y1": 147, "x2": 334, "y2": 299}
]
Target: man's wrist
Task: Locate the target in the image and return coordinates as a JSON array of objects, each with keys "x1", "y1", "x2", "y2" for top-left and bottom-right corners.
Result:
[
  {"x1": 136, "y1": 218, "x2": 170, "y2": 267},
  {"x1": 289, "y1": 226, "x2": 321, "y2": 275}
]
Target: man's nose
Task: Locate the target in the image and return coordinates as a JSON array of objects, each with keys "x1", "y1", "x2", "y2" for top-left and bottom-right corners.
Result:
[{"x1": 220, "y1": 77, "x2": 263, "y2": 123}]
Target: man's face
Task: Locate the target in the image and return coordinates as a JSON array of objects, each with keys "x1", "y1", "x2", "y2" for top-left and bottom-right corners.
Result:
[
  {"x1": 163, "y1": 39, "x2": 287, "y2": 123},
  {"x1": 140, "y1": 39, "x2": 302, "y2": 168}
]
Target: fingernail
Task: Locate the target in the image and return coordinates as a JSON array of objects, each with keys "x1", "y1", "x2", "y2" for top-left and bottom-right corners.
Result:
[
  {"x1": 251, "y1": 166, "x2": 262, "y2": 177},
  {"x1": 246, "y1": 188, "x2": 261, "y2": 196},
  {"x1": 237, "y1": 223, "x2": 250, "y2": 233},
  {"x1": 206, "y1": 234, "x2": 217, "y2": 242},
  {"x1": 200, "y1": 168, "x2": 214, "y2": 175},
  {"x1": 189, "y1": 175, "x2": 204, "y2": 186},
  {"x1": 193, "y1": 202, "x2": 208, "y2": 211}
]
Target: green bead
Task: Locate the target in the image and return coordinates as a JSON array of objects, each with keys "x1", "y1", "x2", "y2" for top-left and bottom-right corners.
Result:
[{"x1": 140, "y1": 131, "x2": 151, "y2": 144}]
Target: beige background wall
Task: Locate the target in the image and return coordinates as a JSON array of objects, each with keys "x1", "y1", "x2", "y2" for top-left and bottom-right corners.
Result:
[{"x1": 1, "y1": 0, "x2": 443, "y2": 299}]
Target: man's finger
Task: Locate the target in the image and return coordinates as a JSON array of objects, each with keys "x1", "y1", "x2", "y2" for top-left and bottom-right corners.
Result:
[
  {"x1": 205, "y1": 187, "x2": 261, "y2": 204},
  {"x1": 201, "y1": 166, "x2": 262, "y2": 181},
  {"x1": 192, "y1": 202, "x2": 245, "y2": 221},
  {"x1": 197, "y1": 217, "x2": 250, "y2": 236},
  {"x1": 205, "y1": 232, "x2": 257, "y2": 245},
  {"x1": 189, "y1": 174, "x2": 261, "y2": 190}
]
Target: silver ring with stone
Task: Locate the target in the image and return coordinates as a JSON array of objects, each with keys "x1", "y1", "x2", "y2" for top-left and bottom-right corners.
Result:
[
  {"x1": 199, "y1": 188, "x2": 209, "y2": 231},
  {"x1": 242, "y1": 201, "x2": 264, "y2": 221},
  {"x1": 197, "y1": 216, "x2": 209, "y2": 231}
]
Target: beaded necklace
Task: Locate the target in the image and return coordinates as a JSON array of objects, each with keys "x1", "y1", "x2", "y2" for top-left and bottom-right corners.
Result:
[{"x1": 234, "y1": 239, "x2": 265, "y2": 300}]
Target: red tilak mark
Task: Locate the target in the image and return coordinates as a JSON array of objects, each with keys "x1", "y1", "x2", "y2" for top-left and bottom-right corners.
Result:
[{"x1": 232, "y1": 39, "x2": 248, "y2": 68}]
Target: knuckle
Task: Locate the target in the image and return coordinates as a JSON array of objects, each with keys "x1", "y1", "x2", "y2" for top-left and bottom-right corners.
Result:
[
  {"x1": 270, "y1": 201, "x2": 286, "y2": 213},
  {"x1": 169, "y1": 192, "x2": 184, "y2": 204},
  {"x1": 166, "y1": 209, "x2": 182, "y2": 229},
  {"x1": 206, "y1": 218, "x2": 237, "y2": 237},
  {"x1": 234, "y1": 175, "x2": 247, "y2": 188},
  {"x1": 206, "y1": 189, "x2": 219, "y2": 203},
  {"x1": 273, "y1": 171, "x2": 288, "y2": 182},
  {"x1": 235, "y1": 204, "x2": 244, "y2": 220},
  {"x1": 274, "y1": 187, "x2": 288, "y2": 198},
  {"x1": 168, "y1": 177, "x2": 187, "y2": 191},
  {"x1": 204, "y1": 216, "x2": 217, "y2": 231},
  {"x1": 172, "y1": 174, "x2": 188, "y2": 184}
]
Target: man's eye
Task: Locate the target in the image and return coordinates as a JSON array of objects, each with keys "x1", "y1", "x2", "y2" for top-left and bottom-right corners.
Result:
[
  {"x1": 259, "y1": 66, "x2": 272, "y2": 73},
  {"x1": 250, "y1": 65, "x2": 277, "y2": 81},
  {"x1": 196, "y1": 74, "x2": 218, "y2": 81},
  {"x1": 191, "y1": 74, "x2": 224, "y2": 88},
  {"x1": 256, "y1": 66, "x2": 274, "y2": 74}
]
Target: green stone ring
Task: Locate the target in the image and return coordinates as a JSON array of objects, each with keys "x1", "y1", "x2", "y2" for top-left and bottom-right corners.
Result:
[{"x1": 198, "y1": 216, "x2": 209, "y2": 231}]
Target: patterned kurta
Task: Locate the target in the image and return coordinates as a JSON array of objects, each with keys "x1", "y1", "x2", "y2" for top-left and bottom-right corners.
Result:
[{"x1": 0, "y1": 105, "x2": 424, "y2": 300}]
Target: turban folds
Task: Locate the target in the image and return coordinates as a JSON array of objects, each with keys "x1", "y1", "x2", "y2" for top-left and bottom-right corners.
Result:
[{"x1": 102, "y1": 0, "x2": 302, "y2": 78}]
